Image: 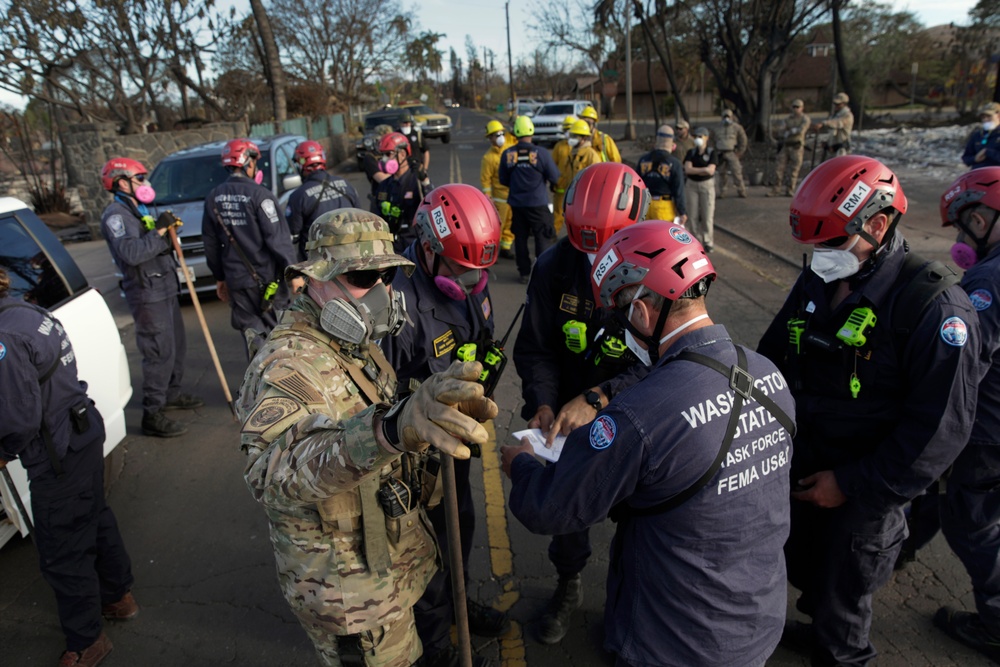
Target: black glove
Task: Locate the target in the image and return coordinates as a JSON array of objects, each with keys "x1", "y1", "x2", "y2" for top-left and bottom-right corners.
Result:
[
  {"x1": 155, "y1": 211, "x2": 182, "y2": 230},
  {"x1": 416, "y1": 165, "x2": 429, "y2": 182}
]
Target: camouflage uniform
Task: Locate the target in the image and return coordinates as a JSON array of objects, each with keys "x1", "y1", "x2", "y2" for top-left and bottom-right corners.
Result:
[
  {"x1": 237, "y1": 210, "x2": 437, "y2": 667},
  {"x1": 770, "y1": 102, "x2": 811, "y2": 196},
  {"x1": 715, "y1": 111, "x2": 748, "y2": 197},
  {"x1": 823, "y1": 93, "x2": 854, "y2": 157}
]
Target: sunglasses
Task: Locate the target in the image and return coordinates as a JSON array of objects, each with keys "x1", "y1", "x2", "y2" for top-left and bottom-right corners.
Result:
[
  {"x1": 343, "y1": 266, "x2": 397, "y2": 289},
  {"x1": 819, "y1": 235, "x2": 850, "y2": 248},
  {"x1": 132, "y1": 174, "x2": 146, "y2": 183}
]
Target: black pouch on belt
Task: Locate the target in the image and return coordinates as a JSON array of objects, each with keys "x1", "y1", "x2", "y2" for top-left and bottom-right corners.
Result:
[{"x1": 69, "y1": 402, "x2": 90, "y2": 434}]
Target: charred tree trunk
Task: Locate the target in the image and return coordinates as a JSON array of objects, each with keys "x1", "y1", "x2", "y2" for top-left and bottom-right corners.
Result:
[{"x1": 249, "y1": 0, "x2": 287, "y2": 122}]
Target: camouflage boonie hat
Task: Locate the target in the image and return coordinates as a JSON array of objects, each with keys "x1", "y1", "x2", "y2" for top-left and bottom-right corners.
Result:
[
  {"x1": 980, "y1": 102, "x2": 1000, "y2": 117},
  {"x1": 285, "y1": 208, "x2": 414, "y2": 282}
]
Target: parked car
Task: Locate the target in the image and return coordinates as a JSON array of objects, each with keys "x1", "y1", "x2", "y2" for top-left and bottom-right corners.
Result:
[
  {"x1": 147, "y1": 134, "x2": 306, "y2": 294},
  {"x1": 530, "y1": 100, "x2": 597, "y2": 146},
  {"x1": 0, "y1": 197, "x2": 132, "y2": 549},
  {"x1": 402, "y1": 104, "x2": 453, "y2": 143},
  {"x1": 355, "y1": 108, "x2": 408, "y2": 168}
]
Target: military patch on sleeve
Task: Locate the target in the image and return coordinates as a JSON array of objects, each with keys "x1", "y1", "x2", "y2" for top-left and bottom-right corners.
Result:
[
  {"x1": 266, "y1": 366, "x2": 325, "y2": 405},
  {"x1": 434, "y1": 329, "x2": 457, "y2": 358},
  {"x1": 590, "y1": 415, "x2": 617, "y2": 450},
  {"x1": 970, "y1": 289, "x2": 993, "y2": 311},
  {"x1": 107, "y1": 214, "x2": 126, "y2": 238},
  {"x1": 261, "y1": 199, "x2": 279, "y2": 223},
  {"x1": 242, "y1": 396, "x2": 307, "y2": 439},
  {"x1": 940, "y1": 316, "x2": 969, "y2": 347}
]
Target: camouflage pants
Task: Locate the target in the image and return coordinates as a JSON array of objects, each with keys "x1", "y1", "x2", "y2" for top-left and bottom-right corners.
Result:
[
  {"x1": 716, "y1": 151, "x2": 746, "y2": 196},
  {"x1": 773, "y1": 144, "x2": 805, "y2": 195},
  {"x1": 307, "y1": 608, "x2": 422, "y2": 667}
]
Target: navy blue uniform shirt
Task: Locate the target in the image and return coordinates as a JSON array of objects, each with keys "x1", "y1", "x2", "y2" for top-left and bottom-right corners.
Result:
[
  {"x1": 509, "y1": 324, "x2": 795, "y2": 667},
  {"x1": 636, "y1": 149, "x2": 687, "y2": 214},
  {"x1": 513, "y1": 238, "x2": 644, "y2": 419},
  {"x1": 758, "y1": 232, "x2": 983, "y2": 513},
  {"x1": 963, "y1": 126, "x2": 1000, "y2": 169},
  {"x1": 286, "y1": 170, "x2": 361, "y2": 261},
  {"x1": 684, "y1": 146, "x2": 718, "y2": 182},
  {"x1": 381, "y1": 242, "x2": 494, "y2": 386},
  {"x1": 202, "y1": 172, "x2": 296, "y2": 291},
  {"x1": 499, "y1": 139, "x2": 560, "y2": 208},
  {"x1": 0, "y1": 299, "x2": 91, "y2": 477},
  {"x1": 100, "y1": 199, "x2": 178, "y2": 307},
  {"x1": 960, "y1": 244, "x2": 1000, "y2": 445}
]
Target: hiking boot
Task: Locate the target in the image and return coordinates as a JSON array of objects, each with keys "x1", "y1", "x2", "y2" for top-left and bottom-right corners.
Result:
[
  {"x1": 467, "y1": 597, "x2": 511, "y2": 637},
  {"x1": 58, "y1": 632, "x2": 113, "y2": 667},
  {"x1": 142, "y1": 411, "x2": 187, "y2": 438},
  {"x1": 934, "y1": 606, "x2": 1000, "y2": 662},
  {"x1": 102, "y1": 591, "x2": 139, "y2": 621},
  {"x1": 537, "y1": 573, "x2": 583, "y2": 645},
  {"x1": 418, "y1": 646, "x2": 494, "y2": 667},
  {"x1": 163, "y1": 393, "x2": 204, "y2": 411}
]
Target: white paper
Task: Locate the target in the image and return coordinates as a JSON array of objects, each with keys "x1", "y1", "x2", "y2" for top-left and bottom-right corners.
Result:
[{"x1": 512, "y1": 428, "x2": 566, "y2": 463}]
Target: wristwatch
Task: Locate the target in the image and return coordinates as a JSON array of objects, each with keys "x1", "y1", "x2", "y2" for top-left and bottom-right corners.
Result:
[
  {"x1": 380, "y1": 398, "x2": 408, "y2": 450},
  {"x1": 584, "y1": 390, "x2": 603, "y2": 412}
]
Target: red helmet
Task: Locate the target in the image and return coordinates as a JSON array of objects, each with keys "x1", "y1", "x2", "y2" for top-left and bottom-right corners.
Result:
[
  {"x1": 564, "y1": 163, "x2": 650, "y2": 253},
  {"x1": 294, "y1": 140, "x2": 326, "y2": 172},
  {"x1": 415, "y1": 184, "x2": 500, "y2": 268},
  {"x1": 101, "y1": 157, "x2": 147, "y2": 192},
  {"x1": 592, "y1": 221, "x2": 715, "y2": 309},
  {"x1": 221, "y1": 138, "x2": 261, "y2": 168},
  {"x1": 790, "y1": 155, "x2": 907, "y2": 244},
  {"x1": 378, "y1": 132, "x2": 412, "y2": 156},
  {"x1": 940, "y1": 167, "x2": 1000, "y2": 227}
]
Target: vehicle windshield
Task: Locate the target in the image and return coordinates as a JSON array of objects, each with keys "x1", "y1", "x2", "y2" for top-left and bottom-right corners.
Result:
[
  {"x1": 150, "y1": 153, "x2": 273, "y2": 204},
  {"x1": 539, "y1": 103, "x2": 575, "y2": 116},
  {"x1": 406, "y1": 105, "x2": 434, "y2": 115},
  {"x1": 365, "y1": 114, "x2": 401, "y2": 131}
]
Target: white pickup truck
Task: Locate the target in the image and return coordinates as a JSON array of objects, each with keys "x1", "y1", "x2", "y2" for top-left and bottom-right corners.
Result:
[{"x1": 0, "y1": 197, "x2": 132, "y2": 548}]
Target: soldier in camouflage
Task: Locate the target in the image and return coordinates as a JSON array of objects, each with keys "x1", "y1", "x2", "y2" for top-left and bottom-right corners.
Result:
[{"x1": 237, "y1": 208, "x2": 498, "y2": 667}]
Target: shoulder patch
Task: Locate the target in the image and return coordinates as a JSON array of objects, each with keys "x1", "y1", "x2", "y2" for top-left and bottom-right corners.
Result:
[
  {"x1": 261, "y1": 199, "x2": 279, "y2": 223},
  {"x1": 0, "y1": 341, "x2": 5, "y2": 361},
  {"x1": 589, "y1": 414, "x2": 617, "y2": 450},
  {"x1": 107, "y1": 214, "x2": 126, "y2": 238},
  {"x1": 940, "y1": 316, "x2": 969, "y2": 347},
  {"x1": 481, "y1": 296, "x2": 491, "y2": 321},
  {"x1": 969, "y1": 288, "x2": 993, "y2": 311}
]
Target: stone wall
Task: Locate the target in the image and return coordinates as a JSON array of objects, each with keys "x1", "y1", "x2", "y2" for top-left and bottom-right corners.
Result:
[{"x1": 63, "y1": 121, "x2": 247, "y2": 238}]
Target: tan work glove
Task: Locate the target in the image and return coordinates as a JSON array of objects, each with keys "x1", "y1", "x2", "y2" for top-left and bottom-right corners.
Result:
[{"x1": 386, "y1": 361, "x2": 498, "y2": 459}]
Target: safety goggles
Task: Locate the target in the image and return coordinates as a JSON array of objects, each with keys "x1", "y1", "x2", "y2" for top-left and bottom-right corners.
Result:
[
  {"x1": 132, "y1": 174, "x2": 146, "y2": 183},
  {"x1": 343, "y1": 266, "x2": 398, "y2": 289}
]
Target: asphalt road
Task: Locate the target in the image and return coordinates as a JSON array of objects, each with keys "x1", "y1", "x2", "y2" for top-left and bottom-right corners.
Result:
[{"x1": 0, "y1": 107, "x2": 990, "y2": 667}]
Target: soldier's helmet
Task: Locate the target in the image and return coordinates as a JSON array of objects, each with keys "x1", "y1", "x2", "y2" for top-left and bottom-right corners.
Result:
[{"x1": 286, "y1": 208, "x2": 414, "y2": 282}]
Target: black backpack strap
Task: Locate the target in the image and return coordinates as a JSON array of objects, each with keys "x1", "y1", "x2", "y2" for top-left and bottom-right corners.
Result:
[
  {"x1": 0, "y1": 302, "x2": 65, "y2": 476},
  {"x1": 608, "y1": 345, "x2": 794, "y2": 522},
  {"x1": 891, "y1": 252, "x2": 960, "y2": 339}
]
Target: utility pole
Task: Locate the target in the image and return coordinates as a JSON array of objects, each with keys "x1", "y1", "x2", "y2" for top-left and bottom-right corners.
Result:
[
  {"x1": 624, "y1": 0, "x2": 635, "y2": 140},
  {"x1": 507, "y1": 1, "x2": 516, "y2": 117}
]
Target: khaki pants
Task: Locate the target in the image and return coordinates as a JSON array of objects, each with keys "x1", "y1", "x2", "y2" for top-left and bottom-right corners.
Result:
[
  {"x1": 716, "y1": 151, "x2": 746, "y2": 196},
  {"x1": 685, "y1": 178, "x2": 716, "y2": 249},
  {"x1": 773, "y1": 144, "x2": 805, "y2": 195},
  {"x1": 647, "y1": 198, "x2": 678, "y2": 222},
  {"x1": 494, "y1": 199, "x2": 514, "y2": 250}
]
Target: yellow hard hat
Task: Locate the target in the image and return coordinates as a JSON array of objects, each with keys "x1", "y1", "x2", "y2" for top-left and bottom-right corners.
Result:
[
  {"x1": 562, "y1": 115, "x2": 577, "y2": 131},
  {"x1": 579, "y1": 106, "x2": 599, "y2": 121},
  {"x1": 485, "y1": 120, "x2": 504, "y2": 136},
  {"x1": 569, "y1": 120, "x2": 592, "y2": 136},
  {"x1": 513, "y1": 115, "x2": 535, "y2": 137}
]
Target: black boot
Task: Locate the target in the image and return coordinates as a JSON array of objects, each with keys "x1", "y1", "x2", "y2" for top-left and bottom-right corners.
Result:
[
  {"x1": 163, "y1": 393, "x2": 204, "y2": 411},
  {"x1": 935, "y1": 606, "x2": 1000, "y2": 663},
  {"x1": 537, "y1": 573, "x2": 582, "y2": 644},
  {"x1": 466, "y1": 598, "x2": 511, "y2": 637},
  {"x1": 142, "y1": 411, "x2": 187, "y2": 438}
]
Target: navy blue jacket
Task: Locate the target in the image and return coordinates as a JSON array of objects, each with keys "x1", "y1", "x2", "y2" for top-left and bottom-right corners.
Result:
[
  {"x1": 0, "y1": 299, "x2": 93, "y2": 478},
  {"x1": 960, "y1": 244, "x2": 1000, "y2": 445},
  {"x1": 371, "y1": 170, "x2": 426, "y2": 246},
  {"x1": 499, "y1": 140, "x2": 560, "y2": 208},
  {"x1": 963, "y1": 126, "x2": 1000, "y2": 169},
  {"x1": 202, "y1": 172, "x2": 296, "y2": 291},
  {"x1": 100, "y1": 199, "x2": 178, "y2": 308},
  {"x1": 381, "y1": 242, "x2": 494, "y2": 387},
  {"x1": 286, "y1": 170, "x2": 361, "y2": 261},
  {"x1": 636, "y1": 149, "x2": 687, "y2": 215},
  {"x1": 509, "y1": 325, "x2": 794, "y2": 667},
  {"x1": 758, "y1": 232, "x2": 983, "y2": 513},
  {"x1": 513, "y1": 237, "x2": 644, "y2": 420}
]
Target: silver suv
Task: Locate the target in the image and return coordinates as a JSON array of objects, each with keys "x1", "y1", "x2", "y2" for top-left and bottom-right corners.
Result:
[
  {"x1": 148, "y1": 134, "x2": 306, "y2": 294},
  {"x1": 530, "y1": 100, "x2": 597, "y2": 146}
]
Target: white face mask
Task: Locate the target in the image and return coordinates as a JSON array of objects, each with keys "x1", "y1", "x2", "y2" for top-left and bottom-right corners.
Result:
[
  {"x1": 810, "y1": 236, "x2": 862, "y2": 283},
  {"x1": 568, "y1": 137, "x2": 581, "y2": 148},
  {"x1": 985, "y1": 121, "x2": 997, "y2": 132},
  {"x1": 694, "y1": 137, "x2": 705, "y2": 148},
  {"x1": 494, "y1": 135, "x2": 505, "y2": 147},
  {"x1": 401, "y1": 125, "x2": 412, "y2": 135},
  {"x1": 624, "y1": 302, "x2": 710, "y2": 366}
]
